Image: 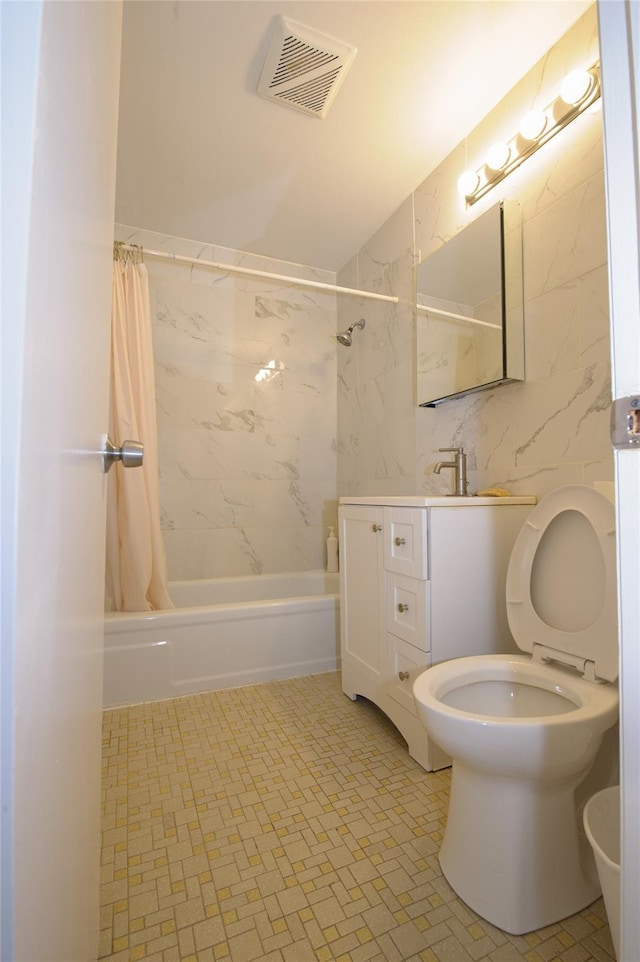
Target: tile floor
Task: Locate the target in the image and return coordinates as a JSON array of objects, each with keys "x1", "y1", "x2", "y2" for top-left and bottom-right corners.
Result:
[{"x1": 100, "y1": 672, "x2": 615, "y2": 962}]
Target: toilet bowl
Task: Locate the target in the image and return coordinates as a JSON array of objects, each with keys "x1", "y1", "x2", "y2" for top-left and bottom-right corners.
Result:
[{"x1": 413, "y1": 485, "x2": 619, "y2": 935}]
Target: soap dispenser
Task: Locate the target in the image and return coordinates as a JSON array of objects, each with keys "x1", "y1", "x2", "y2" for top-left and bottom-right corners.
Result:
[{"x1": 326, "y1": 526, "x2": 339, "y2": 572}]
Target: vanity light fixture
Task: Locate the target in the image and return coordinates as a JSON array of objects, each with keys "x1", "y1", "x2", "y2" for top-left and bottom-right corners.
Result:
[
  {"x1": 486, "y1": 142, "x2": 511, "y2": 172},
  {"x1": 458, "y1": 62, "x2": 600, "y2": 205},
  {"x1": 520, "y1": 108, "x2": 548, "y2": 143},
  {"x1": 560, "y1": 69, "x2": 594, "y2": 106},
  {"x1": 456, "y1": 169, "x2": 481, "y2": 197}
]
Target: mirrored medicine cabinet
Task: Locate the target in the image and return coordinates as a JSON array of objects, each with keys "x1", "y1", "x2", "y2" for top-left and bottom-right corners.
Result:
[{"x1": 416, "y1": 200, "x2": 524, "y2": 407}]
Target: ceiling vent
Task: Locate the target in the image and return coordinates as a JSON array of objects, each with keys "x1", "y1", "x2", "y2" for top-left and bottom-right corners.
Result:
[{"x1": 257, "y1": 17, "x2": 357, "y2": 119}]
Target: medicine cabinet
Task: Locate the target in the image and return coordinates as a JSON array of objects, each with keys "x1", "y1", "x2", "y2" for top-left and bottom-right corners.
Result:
[{"x1": 416, "y1": 200, "x2": 524, "y2": 407}]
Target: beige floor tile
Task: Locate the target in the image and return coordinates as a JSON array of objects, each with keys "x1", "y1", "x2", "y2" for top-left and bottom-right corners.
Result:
[{"x1": 100, "y1": 672, "x2": 615, "y2": 962}]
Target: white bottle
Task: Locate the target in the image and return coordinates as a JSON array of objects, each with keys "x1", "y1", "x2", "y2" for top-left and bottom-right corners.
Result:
[{"x1": 326, "y1": 526, "x2": 339, "y2": 572}]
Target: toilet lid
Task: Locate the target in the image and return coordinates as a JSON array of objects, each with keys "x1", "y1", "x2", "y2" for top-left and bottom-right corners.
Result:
[{"x1": 506, "y1": 485, "x2": 618, "y2": 682}]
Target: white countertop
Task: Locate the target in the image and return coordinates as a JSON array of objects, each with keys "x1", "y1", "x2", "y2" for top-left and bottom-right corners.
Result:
[{"x1": 339, "y1": 495, "x2": 536, "y2": 507}]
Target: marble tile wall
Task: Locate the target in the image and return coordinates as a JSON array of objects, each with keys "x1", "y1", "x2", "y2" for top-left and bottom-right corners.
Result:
[
  {"x1": 337, "y1": 6, "x2": 613, "y2": 502},
  {"x1": 114, "y1": 226, "x2": 339, "y2": 580}
]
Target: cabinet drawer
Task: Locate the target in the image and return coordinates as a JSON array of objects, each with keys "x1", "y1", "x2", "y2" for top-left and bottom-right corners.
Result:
[
  {"x1": 387, "y1": 634, "x2": 430, "y2": 716},
  {"x1": 384, "y1": 507, "x2": 428, "y2": 579},
  {"x1": 386, "y1": 572, "x2": 429, "y2": 650}
]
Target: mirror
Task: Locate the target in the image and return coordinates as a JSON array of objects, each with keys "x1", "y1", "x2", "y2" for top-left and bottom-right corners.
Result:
[{"x1": 416, "y1": 200, "x2": 524, "y2": 406}]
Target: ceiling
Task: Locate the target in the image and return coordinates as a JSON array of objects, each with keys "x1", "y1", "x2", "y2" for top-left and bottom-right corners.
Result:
[{"x1": 115, "y1": 0, "x2": 591, "y2": 273}]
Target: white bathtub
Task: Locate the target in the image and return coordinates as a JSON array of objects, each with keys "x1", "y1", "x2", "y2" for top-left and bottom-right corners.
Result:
[{"x1": 103, "y1": 571, "x2": 340, "y2": 708}]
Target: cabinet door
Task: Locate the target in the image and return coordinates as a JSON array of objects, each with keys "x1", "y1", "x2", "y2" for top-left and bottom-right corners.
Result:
[
  {"x1": 339, "y1": 505, "x2": 385, "y2": 679},
  {"x1": 387, "y1": 634, "x2": 430, "y2": 716},
  {"x1": 386, "y1": 572, "x2": 429, "y2": 650},
  {"x1": 384, "y1": 507, "x2": 428, "y2": 579}
]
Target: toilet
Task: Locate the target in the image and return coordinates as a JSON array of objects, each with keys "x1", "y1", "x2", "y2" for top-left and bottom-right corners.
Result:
[{"x1": 413, "y1": 485, "x2": 619, "y2": 935}]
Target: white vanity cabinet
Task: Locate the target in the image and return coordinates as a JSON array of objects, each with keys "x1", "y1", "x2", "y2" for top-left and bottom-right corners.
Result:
[{"x1": 339, "y1": 496, "x2": 535, "y2": 771}]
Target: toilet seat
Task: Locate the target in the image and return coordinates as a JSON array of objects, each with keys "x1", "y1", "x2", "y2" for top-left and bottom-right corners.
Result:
[
  {"x1": 413, "y1": 653, "x2": 619, "y2": 776},
  {"x1": 506, "y1": 485, "x2": 617, "y2": 682}
]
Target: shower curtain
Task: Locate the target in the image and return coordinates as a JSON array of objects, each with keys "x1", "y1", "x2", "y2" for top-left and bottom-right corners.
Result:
[{"x1": 105, "y1": 243, "x2": 173, "y2": 611}]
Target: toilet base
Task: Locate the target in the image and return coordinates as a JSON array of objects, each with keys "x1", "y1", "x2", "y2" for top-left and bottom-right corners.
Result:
[{"x1": 440, "y1": 762, "x2": 601, "y2": 934}]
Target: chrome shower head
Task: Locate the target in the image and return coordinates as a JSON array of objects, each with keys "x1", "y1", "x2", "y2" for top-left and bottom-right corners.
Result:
[{"x1": 336, "y1": 318, "x2": 365, "y2": 347}]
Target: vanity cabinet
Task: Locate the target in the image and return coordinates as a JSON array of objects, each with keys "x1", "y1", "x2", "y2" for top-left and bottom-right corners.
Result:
[{"x1": 339, "y1": 496, "x2": 535, "y2": 771}]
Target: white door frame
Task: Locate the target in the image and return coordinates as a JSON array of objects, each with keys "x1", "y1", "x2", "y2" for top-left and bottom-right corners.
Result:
[{"x1": 598, "y1": 2, "x2": 640, "y2": 960}]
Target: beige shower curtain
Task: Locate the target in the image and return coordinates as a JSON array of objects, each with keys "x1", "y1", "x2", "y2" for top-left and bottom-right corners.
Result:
[{"x1": 105, "y1": 244, "x2": 173, "y2": 611}]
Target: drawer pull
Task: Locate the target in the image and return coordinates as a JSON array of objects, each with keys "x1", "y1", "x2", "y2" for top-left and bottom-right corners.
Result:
[
  {"x1": 398, "y1": 671, "x2": 410, "y2": 681},
  {"x1": 372, "y1": 523, "x2": 382, "y2": 533},
  {"x1": 397, "y1": 603, "x2": 409, "y2": 613},
  {"x1": 394, "y1": 537, "x2": 406, "y2": 546}
]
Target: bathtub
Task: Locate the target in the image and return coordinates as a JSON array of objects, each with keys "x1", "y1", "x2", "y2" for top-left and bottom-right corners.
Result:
[{"x1": 103, "y1": 571, "x2": 340, "y2": 708}]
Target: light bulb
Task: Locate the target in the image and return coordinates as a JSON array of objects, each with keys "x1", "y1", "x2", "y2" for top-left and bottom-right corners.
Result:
[
  {"x1": 457, "y1": 170, "x2": 480, "y2": 197},
  {"x1": 520, "y1": 109, "x2": 548, "y2": 142},
  {"x1": 560, "y1": 69, "x2": 592, "y2": 106},
  {"x1": 486, "y1": 142, "x2": 511, "y2": 171}
]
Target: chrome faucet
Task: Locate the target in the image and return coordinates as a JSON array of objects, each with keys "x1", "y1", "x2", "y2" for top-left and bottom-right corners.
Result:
[{"x1": 433, "y1": 446, "x2": 469, "y2": 496}]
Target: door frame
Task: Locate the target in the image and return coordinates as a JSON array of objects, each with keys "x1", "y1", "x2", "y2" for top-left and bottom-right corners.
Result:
[{"x1": 598, "y1": 2, "x2": 640, "y2": 959}]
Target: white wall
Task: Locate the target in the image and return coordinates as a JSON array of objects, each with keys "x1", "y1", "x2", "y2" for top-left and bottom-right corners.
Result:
[
  {"x1": 338, "y1": 7, "x2": 612, "y2": 503},
  {"x1": 115, "y1": 227, "x2": 339, "y2": 580}
]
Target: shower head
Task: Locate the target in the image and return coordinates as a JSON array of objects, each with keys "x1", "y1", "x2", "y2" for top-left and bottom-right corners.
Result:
[{"x1": 336, "y1": 318, "x2": 366, "y2": 347}]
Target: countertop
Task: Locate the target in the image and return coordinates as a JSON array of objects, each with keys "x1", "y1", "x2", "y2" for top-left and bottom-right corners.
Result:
[{"x1": 339, "y1": 495, "x2": 536, "y2": 507}]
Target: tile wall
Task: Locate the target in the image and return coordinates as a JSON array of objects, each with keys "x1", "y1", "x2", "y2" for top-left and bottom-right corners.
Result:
[
  {"x1": 114, "y1": 227, "x2": 339, "y2": 581},
  {"x1": 337, "y1": 6, "x2": 613, "y2": 501},
  {"x1": 115, "y1": 8, "x2": 610, "y2": 581}
]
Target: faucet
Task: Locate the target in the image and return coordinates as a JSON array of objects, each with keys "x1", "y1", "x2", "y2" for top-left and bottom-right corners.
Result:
[{"x1": 433, "y1": 446, "x2": 469, "y2": 496}]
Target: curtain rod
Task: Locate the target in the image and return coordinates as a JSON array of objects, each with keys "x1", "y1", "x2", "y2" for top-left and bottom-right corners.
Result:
[
  {"x1": 118, "y1": 243, "x2": 399, "y2": 304},
  {"x1": 417, "y1": 303, "x2": 502, "y2": 330}
]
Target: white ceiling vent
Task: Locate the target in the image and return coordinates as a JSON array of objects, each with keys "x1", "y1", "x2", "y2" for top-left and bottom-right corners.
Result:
[{"x1": 258, "y1": 17, "x2": 357, "y2": 119}]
